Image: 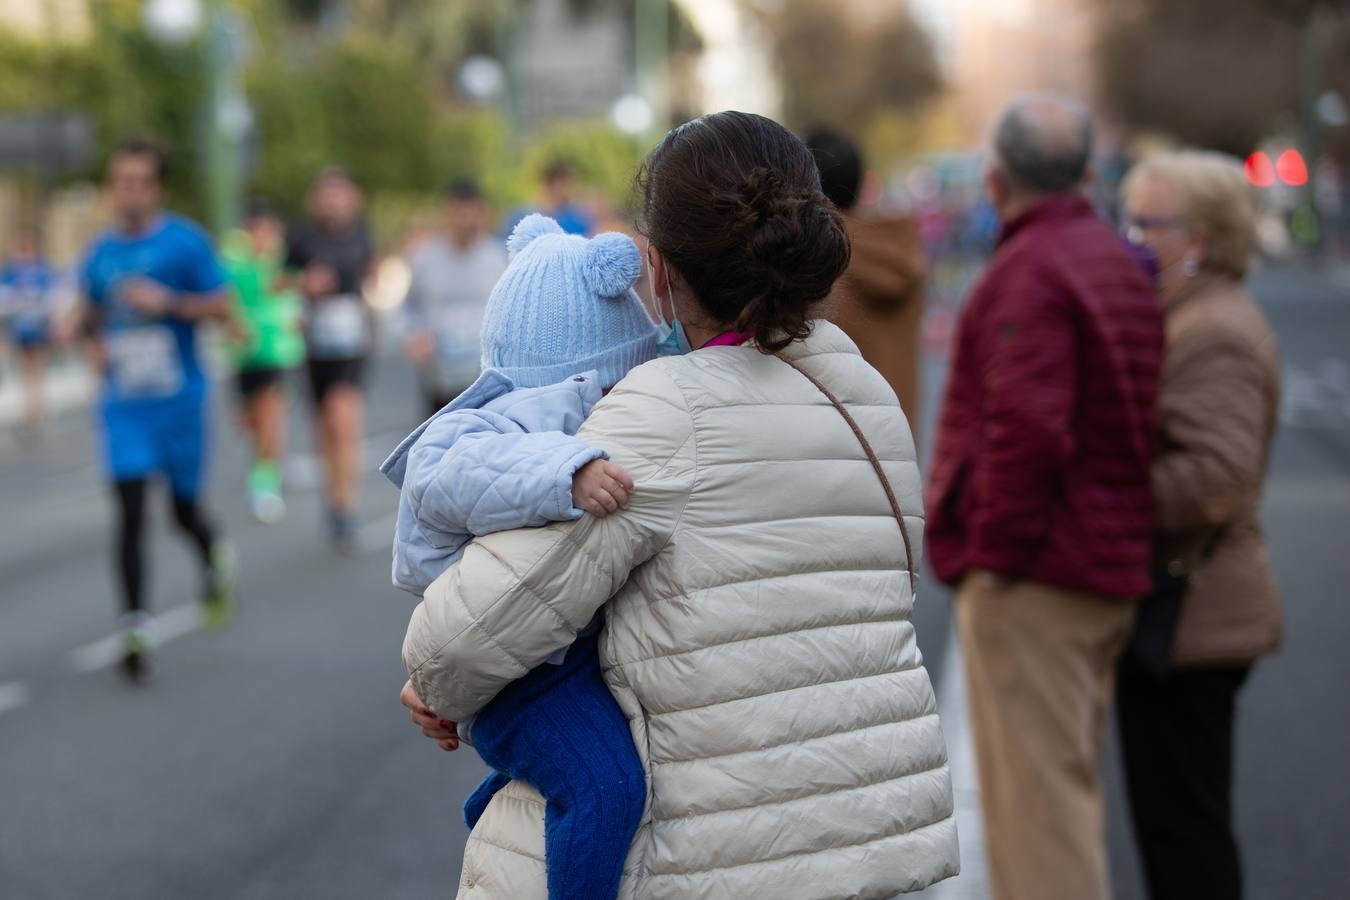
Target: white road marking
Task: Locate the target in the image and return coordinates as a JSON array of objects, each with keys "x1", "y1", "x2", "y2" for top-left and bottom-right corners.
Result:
[
  {"x1": 68, "y1": 603, "x2": 203, "y2": 675},
  {"x1": 0, "y1": 680, "x2": 32, "y2": 718}
]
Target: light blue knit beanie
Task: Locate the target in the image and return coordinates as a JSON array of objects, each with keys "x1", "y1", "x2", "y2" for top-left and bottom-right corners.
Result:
[{"x1": 481, "y1": 214, "x2": 658, "y2": 390}]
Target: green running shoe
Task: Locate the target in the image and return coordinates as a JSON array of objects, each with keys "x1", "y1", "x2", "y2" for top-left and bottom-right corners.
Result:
[
  {"x1": 248, "y1": 462, "x2": 286, "y2": 524},
  {"x1": 202, "y1": 542, "x2": 237, "y2": 630},
  {"x1": 120, "y1": 617, "x2": 155, "y2": 683}
]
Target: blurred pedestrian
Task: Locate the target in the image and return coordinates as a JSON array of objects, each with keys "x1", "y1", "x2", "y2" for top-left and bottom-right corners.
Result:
[
  {"x1": 224, "y1": 199, "x2": 304, "y2": 523},
  {"x1": 402, "y1": 178, "x2": 506, "y2": 415},
  {"x1": 539, "y1": 160, "x2": 595, "y2": 236},
  {"x1": 1118, "y1": 150, "x2": 1283, "y2": 900},
  {"x1": 399, "y1": 111, "x2": 959, "y2": 898},
  {"x1": 285, "y1": 167, "x2": 375, "y2": 553},
  {"x1": 1, "y1": 233, "x2": 59, "y2": 441},
  {"x1": 926, "y1": 94, "x2": 1163, "y2": 900},
  {"x1": 79, "y1": 138, "x2": 236, "y2": 681},
  {"x1": 503, "y1": 160, "x2": 596, "y2": 239},
  {"x1": 806, "y1": 126, "x2": 927, "y2": 436}
]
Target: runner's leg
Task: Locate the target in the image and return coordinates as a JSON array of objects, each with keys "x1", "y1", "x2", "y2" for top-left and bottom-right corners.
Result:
[
  {"x1": 241, "y1": 371, "x2": 286, "y2": 521},
  {"x1": 114, "y1": 478, "x2": 149, "y2": 615},
  {"x1": 306, "y1": 360, "x2": 362, "y2": 550},
  {"x1": 114, "y1": 477, "x2": 155, "y2": 681},
  {"x1": 254, "y1": 380, "x2": 287, "y2": 469},
  {"x1": 169, "y1": 493, "x2": 215, "y2": 566},
  {"x1": 18, "y1": 344, "x2": 45, "y2": 432},
  {"x1": 321, "y1": 383, "x2": 361, "y2": 511},
  {"x1": 320, "y1": 380, "x2": 362, "y2": 551},
  {"x1": 163, "y1": 397, "x2": 213, "y2": 562}
]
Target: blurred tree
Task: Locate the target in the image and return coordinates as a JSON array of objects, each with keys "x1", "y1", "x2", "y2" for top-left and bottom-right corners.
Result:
[
  {"x1": 0, "y1": 0, "x2": 698, "y2": 242},
  {"x1": 753, "y1": 0, "x2": 941, "y2": 145},
  {"x1": 347, "y1": 0, "x2": 505, "y2": 88},
  {"x1": 343, "y1": 0, "x2": 699, "y2": 108},
  {"x1": 1095, "y1": 0, "x2": 1350, "y2": 156},
  {"x1": 520, "y1": 120, "x2": 642, "y2": 208},
  {"x1": 0, "y1": 1, "x2": 209, "y2": 214}
]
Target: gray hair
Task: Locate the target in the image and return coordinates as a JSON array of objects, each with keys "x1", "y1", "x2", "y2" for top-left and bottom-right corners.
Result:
[{"x1": 993, "y1": 94, "x2": 1094, "y2": 195}]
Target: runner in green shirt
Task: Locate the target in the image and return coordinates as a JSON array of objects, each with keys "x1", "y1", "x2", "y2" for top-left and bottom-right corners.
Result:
[{"x1": 224, "y1": 200, "x2": 303, "y2": 523}]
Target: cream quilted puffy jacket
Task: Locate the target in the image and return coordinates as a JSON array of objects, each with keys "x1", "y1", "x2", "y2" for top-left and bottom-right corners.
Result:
[{"x1": 403, "y1": 322, "x2": 960, "y2": 899}]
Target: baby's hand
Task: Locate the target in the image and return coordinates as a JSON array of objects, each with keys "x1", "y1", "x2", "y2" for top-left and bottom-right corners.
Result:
[{"x1": 572, "y1": 459, "x2": 635, "y2": 517}]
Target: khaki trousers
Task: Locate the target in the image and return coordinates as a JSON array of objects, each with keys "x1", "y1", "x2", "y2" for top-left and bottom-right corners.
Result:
[{"x1": 955, "y1": 571, "x2": 1134, "y2": 900}]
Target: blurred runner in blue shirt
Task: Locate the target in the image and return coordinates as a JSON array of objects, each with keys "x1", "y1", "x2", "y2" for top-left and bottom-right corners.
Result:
[
  {"x1": 1, "y1": 233, "x2": 60, "y2": 439},
  {"x1": 2, "y1": 236, "x2": 57, "y2": 345},
  {"x1": 80, "y1": 138, "x2": 236, "y2": 681}
]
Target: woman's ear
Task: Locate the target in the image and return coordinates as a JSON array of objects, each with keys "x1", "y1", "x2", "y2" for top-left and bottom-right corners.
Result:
[
  {"x1": 646, "y1": 245, "x2": 663, "y2": 289},
  {"x1": 647, "y1": 246, "x2": 677, "y2": 297}
]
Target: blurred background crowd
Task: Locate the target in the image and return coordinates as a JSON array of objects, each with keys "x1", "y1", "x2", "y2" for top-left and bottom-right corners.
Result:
[{"x1": 1, "y1": 0, "x2": 1347, "y2": 314}]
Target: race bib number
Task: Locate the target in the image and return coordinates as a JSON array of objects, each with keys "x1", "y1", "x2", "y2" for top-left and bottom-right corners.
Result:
[
  {"x1": 107, "y1": 325, "x2": 183, "y2": 397},
  {"x1": 13, "y1": 293, "x2": 49, "y2": 333},
  {"x1": 308, "y1": 294, "x2": 368, "y2": 359}
]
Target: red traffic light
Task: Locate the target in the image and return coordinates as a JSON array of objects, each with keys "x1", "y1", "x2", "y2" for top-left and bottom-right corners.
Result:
[
  {"x1": 1276, "y1": 149, "x2": 1308, "y2": 186},
  {"x1": 1245, "y1": 151, "x2": 1275, "y2": 187}
]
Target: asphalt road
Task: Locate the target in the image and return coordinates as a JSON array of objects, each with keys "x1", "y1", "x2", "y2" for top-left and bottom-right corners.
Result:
[{"x1": 1, "y1": 263, "x2": 1347, "y2": 899}]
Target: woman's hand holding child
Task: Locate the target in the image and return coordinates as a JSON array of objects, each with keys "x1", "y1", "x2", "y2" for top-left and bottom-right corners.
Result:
[{"x1": 401, "y1": 679, "x2": 460, "y2": 752}]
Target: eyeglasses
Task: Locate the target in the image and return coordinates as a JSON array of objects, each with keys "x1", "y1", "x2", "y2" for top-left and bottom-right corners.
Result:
[{"x1": 1122, "y1": 215, "x2": 1188, "y2": 245}]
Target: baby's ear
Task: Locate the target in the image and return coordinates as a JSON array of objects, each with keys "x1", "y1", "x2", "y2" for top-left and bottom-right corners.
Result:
[
  {"x1": 507, "y1": 214, "x2": 564, "y2": 260},
  {"x1": 584, "y1": 232, "x2": 641, "y2": 298}
]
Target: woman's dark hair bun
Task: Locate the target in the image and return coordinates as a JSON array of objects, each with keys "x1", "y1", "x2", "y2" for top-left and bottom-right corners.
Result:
[
  {"x1": 727, "y1": 167, "x2": 786, "y2": 234},
  {"x1": 638, "y1": 113, "x2": 850, "y2": 352}
]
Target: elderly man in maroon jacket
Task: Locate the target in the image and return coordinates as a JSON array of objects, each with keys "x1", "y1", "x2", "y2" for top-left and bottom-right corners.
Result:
[{"x1": 927, "y1": 95, "x2": 1163, "y2": 900}]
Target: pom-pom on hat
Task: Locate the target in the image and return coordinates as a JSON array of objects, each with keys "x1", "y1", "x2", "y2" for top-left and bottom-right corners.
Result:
[{"x1": 481, "y1": 214, "x2": 657, "y2": 389}]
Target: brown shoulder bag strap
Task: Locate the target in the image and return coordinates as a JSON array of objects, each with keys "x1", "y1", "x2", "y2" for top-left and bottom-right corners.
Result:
[{"x1": 774, "y1": 352, "x2": 918, "y2": 590}]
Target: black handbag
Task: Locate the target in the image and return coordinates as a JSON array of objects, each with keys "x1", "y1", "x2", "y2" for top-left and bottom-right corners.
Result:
[{"x1": 1124, "y1": 526, "x2": 1228, "y2": 678}]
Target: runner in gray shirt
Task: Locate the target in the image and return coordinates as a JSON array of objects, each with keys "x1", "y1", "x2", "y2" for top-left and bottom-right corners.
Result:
[{"x1": 402, "y1": 179, "x2": 507, "y2": 414}]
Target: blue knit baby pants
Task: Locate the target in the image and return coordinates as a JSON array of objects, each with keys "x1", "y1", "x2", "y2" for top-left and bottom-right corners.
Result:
[{"x1": 464, "y1": 625, "x2": 646, "y2": 900}]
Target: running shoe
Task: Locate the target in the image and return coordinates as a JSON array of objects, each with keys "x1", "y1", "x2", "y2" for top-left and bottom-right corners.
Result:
[
  {"x1": 329, "y1": 507, "x2": 359, "y2": 557},
  {"x1": 202, "y1": 541, "x2": 237, "y2": 630},
  {"x1": 248, "y1": 462, "x2": 285, "y2": 524},
  {"x1": 119, "y1": 613, "x2": 155, "y2": 683},
  {"x1": 249, "y1": 488, "x2": 286, "y2": 524}
]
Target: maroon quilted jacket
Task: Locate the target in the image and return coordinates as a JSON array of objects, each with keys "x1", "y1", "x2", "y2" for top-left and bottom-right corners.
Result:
[{"x1": 926, "y1": 195, "x2": 1163, "y2": 599}]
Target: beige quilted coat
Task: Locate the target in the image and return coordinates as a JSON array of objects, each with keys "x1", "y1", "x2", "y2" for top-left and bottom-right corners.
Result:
[{"x1": 403, "y1": 322, "x2": 960, "y2": 898}]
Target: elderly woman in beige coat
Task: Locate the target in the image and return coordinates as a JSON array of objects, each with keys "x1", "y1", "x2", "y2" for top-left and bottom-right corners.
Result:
[
  {"x1": 1119, "y1": 150, "x2": 1283, "y2": 900},
  {"x1": 397, "y1": 111, "x2": 959, "y2": 899}
]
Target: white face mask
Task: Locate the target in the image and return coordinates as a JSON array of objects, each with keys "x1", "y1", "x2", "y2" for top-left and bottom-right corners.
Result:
[{"x1": 648, "y1": 250, "x2": 691, "y2": 356}]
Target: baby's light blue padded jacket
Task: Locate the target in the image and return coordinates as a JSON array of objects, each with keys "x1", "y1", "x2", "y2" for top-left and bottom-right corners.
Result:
[{"x1": 380, "y1": 367, "x2": 605, "y2": 597}]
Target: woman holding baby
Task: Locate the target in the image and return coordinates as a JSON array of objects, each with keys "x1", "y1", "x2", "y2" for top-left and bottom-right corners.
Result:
[{"x1": 397, "y1": 111, "x2": 959, "y2": 899}]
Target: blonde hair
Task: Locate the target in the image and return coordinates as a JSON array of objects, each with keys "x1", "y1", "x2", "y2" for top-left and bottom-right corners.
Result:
[{"x1": 1121, "y1": 150, "x2": 1256, "y2": 279}]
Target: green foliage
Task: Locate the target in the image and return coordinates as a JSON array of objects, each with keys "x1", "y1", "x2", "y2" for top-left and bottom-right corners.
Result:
[
  {"x1": 520, "y1": 121, "x2": 643, "y2": 210},
  {"x1": 756, "y1": 0, "x2": 942, "y2": 147},
  {"x1": 2, "y1": 2, "x2": 661, "y2": 243},
  {"x1": 0, "y1": 5, "x2": 209, "y2": 215},
  {"x1": 246, "y1": 34, "x2": 446, "y2": 211}
]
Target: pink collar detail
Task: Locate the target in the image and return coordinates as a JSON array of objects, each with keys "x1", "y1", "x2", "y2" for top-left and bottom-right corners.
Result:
[{"x1": 702, "y1": 330, "x2": 753, "y2": 348}]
